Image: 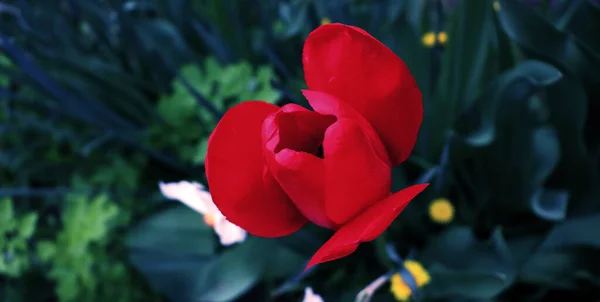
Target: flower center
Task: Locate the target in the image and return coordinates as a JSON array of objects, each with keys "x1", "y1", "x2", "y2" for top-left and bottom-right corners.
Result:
[
  {"x1": 203, "y1": 214, "x2": 215, "y2": 227},
  {"x1": 273, "y1": 111, "x2": 336, "y2": 158},
  {"x1": 316, "y1": 144, "x2": 324, "y2": 158}
]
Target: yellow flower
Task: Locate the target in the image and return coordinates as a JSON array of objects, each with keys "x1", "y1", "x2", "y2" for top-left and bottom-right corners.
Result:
[
  {"x1": 429, "y1": 198, "x2": 455, "y2": 224},
  {"x1": 320, "y1": 18, "x2": 331, "y2": 25},
  {"x1": 389, "y1": 261, "x2": 431, "y2": 301},
  {"x1": 421, "y1": 32, "x2": 436, "y2": 48},
  {"x1": 390, "y1": 274, "x2": 411, "y2": 301},
  {"x1": 405, "y1": 261, "x2": 431, "y2": 287},
  {"x1": 493, "y1": 0, "x2": 500, "y2": 12},
  {"x1": 437, "y1": 32, "x2": 448, "y2": 45}
]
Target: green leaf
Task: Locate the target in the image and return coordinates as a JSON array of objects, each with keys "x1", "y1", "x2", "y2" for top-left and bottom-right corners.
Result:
[
  {"x1": 497, "y1": 0, "x2": 589, "y2": 76},
  {"x1": 530, "y1": 126, "x2": 561, "y2": 184},
  {"x1": 126, "y1": 206, "x2": 215, "y2": 256},
  {"x1": 519, "y1": 246, "x2": 596, "y2": 289},
  {"x1": 531, "y1": 189, "x2": 569, "y2": 222},
  {"x1": 126, "y1": 206, "x2": 216, "y2": 302},
  {"x1": 538, "y1": 213, "x2": 600, "y2": 250},
  {"x1": 133, "y1": 19, "x2": 192, "y2": 71},
  {"x1": 420, "y1": 227, "x2": 512, "y2": 269},
  {"x1": 157, "y1": 80, "x2": 199, "y2": 127},
  {"x1": 17, "y1": 213, "x2": 38, "y2": 239},
  {"x1": 203, "y1": 57, "x2": 221, "y2": 89},
  {"x1": 528, "y1": 126, "x2": 568, "y2": 221},
  {"x1": 560, "y1": 1, "x2": 600, "y2": 70},
  {"x1": 454, "y1": 60, "x2": 562, "y2": 147},
  {"x1": 192, "y1": 137, "x2": 209, "y2": 165},
  {"x1": 0, "y1": 54, "x2": 12, "y2": 87},
  {"x1": 277, "y1": 1, "x2": 309, "y2": 38},
  {"x1": 424, "y1": 264, "x2": 511, "y2": 299},
  {"x1": 195, "y1": 238, "x2": 269, "y2": 302},
  {"x1": 218, "y1": 62, "x2": 253, "y2": 99},
  {"x1": 263, "y1": 240, "x2": 307, "y2": 280},
  {"x1": 37, "y1": 241, "x2": 57, "y2": 263},
  {"x1": 0, "y1": 198, "x2": 14, "y2": 231},
  {"x1": 543, "y1": 77, "x2": 590, "y2": 189},
  {"x1": 427, "y1": 0, "x2": 499, "y2": 157},
  {"x1": 419, "y1": 227, "x2": 516, "y2": 298},
  {"x1": 402, "y1": 0, "x2": 427, "y2": 32}
]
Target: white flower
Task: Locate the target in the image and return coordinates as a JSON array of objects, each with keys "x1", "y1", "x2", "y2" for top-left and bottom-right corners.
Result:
[
  {"x1": 302, "y1": 287, "x2": 324, "y2": 302},
  {"x1": 158, "y1": 181, "x2": 247, "y2": 246}
]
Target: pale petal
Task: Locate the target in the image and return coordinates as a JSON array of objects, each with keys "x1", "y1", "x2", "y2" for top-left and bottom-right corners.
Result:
[
  {"x1": 302, "y1": 287, "x2": 324, "y2": 302},
  {"x1": 158, "y1": 181, "x2": 212, "y2": 215},
  {"x1": 214, "y1": 218, "x2": 247, "y2": 246}
]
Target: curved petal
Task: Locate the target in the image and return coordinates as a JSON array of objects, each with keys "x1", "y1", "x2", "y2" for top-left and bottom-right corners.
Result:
[
  {"x1": 303, "y1": 23, "x2": 423, "y2": 166},
  {"x1": 304, "y1": 183, "x2": 429, "y2": 271},
  {"x1": 303, "y1": 90, "x2": 392, "y2": 225},
  {"x1": 206, "y1": 101, "x2": 307, "y2": 237},
  {"x1": 303, "y1": 90, "x2": 390, "y2": 165},
  {"x1": 323, "y1": 119, "x2": 392, "y2": 225},
  {"x1": 262, "y1": 104, "x2": 338, "y2": 229}
]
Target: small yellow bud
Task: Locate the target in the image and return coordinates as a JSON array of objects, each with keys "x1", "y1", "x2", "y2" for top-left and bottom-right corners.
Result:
[
  {"x1": 320, "y1": 18, "x2": 331, "y2": 25},
  {"x1": 429, "y1": 198, "x2": 455, "y2": 224},
  {"x1": 437, "y1": 32, "x2": 448, "y2": 45},
  {"x1": 493, "y1": 0, "x2": 500, "y2": 12},
  {"x1": 422, "y1": 32, "x2": 436, "y2": 48}
]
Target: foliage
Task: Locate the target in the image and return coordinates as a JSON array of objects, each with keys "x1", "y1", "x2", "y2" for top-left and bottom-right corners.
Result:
[
  {"x1": 0, "y1": 0, "x2": 599, "y2": 301},
  {"x1": 0, "y1": 198, "x2": 37, "y2": 278},
  {"x1": 37, "y1": 193, "x2": 118, "y2": 301},
  {"x1": 150, "y1": 57, "x2": 281, "y2": 165}
]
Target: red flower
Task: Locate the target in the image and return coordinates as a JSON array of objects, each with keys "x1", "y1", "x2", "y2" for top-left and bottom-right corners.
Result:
[{"x1": 205, "y1": 24, "x2": 428, "y2": 270}]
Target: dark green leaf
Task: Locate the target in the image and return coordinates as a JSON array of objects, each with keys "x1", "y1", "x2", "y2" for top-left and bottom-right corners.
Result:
[
  {"x1": 424, "y1": 264, "x2": 511, "y2": 299},
  {"x1": 539, "y1": 213, "x2": 600, "y2": 249},
  {"x1": 497, "y1": 0, "x2": 589, "y2": 76},
  {"x1": 543, "y1": 77, "x2": 590, "y2": 189},
  {"x1": 527, "y1": 126, "x2": 569, "y2": 221},
  {"x1": 263, "y1": 240, "x2": 306, "y2": 280},
  {"x1": 558, "y1": 0, "x2": 600, "y2": 79},
  {"x1": 518, "y1": 246, "x2": 600, "y2": 289},
  {"x1": 419, "y1": 227, "x2": 514, "y2": 274},
  {"x1": 454, "y1": 60, "x2": 562, "y2": 147},
  {"x1": 530, "y1": 126, "x2": 561, "y2": 184},
  {"x1": 134, "y1": 19, "x2": 192, "y2": 70},
  {"x1": 126, "y1": 206, "x2": 216, "y2": 302},
  {"x1": 278, "y1": 1, "x2": 309, "y2": 38},
  {"x1": 425, "y1": 0, "x2": 500, "y2": 157},
  {"x1": 126, "y1": 205, "x2": 215, "y2": 256},
  {"x1": 420, "y1": 228, "x2": 515, "y2": 298},
  {"x1": 127, "y1": 251, "x2": 213, "y2": 302},
  {"x1": 402, "y1": 0, "x2": 426, "y2": 32},
  {"x1": 531, "y1": 189, "x2": 569, "y2": 222},
  {"x1": 195, "y1": 238, "x2": 269, "y2": 302}
]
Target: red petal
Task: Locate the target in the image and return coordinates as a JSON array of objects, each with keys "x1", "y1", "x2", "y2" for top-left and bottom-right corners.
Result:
[
  {"x1": 303, "y1": 23, "x2": 423, "y2": 166},
  {"x1": 302, "y1": 90, "x2": 392, "y2": 225},
  {"x1": 270, "y1": 150, "x2": 338, "y2": 229},
  {"x1": 206, "y1": 101, "x2": 307, "y2": 237},
  {"x1": 322, "y1": 119, "x2": 391, "y2": 225},
  {"x1": 302, "y1": 90, "x2": 390, "y2": 168},
  {"x1": 262, "y1": 104, "x2": 338, "y2": 228},
  {"x1": 304, "y1": 183, "x2": 429, "y2": 271}
]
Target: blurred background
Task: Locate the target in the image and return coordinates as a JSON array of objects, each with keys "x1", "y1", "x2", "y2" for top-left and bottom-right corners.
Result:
[{"x1": 1, "y1": 0, "x2": 600, "y2": 301}]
